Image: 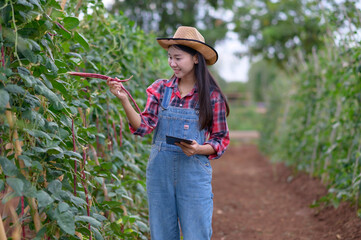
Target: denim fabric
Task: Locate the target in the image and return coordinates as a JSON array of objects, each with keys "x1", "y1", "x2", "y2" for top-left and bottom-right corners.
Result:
[{"x1": 146, "y1": 84, "x2": 213, "y2": 240}]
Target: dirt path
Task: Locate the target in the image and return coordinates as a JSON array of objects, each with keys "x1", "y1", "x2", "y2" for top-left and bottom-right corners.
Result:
[{"x1": 211, "y1": 144, "x2": 361, "y2": 240}]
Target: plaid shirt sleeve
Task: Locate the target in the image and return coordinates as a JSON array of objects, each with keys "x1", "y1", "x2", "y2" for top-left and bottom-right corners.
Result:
[
  {"x1": 129, "y1": 79, "x2": 165, "y2": 136},
  {"x1": 204, "y1": 90, "x2": 230, "y2": 160}
]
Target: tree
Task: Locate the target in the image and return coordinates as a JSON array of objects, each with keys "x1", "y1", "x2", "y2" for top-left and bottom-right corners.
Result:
[
  {"x1": 108, "y1": 0, "x2": 232, "y2": 46},
  {"x1": 232, "y1": 0, "x2": 327, "y2": 65}
]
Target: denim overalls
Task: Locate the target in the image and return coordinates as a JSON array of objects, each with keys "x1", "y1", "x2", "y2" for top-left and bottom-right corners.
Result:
[{"x1": 146, "y1": 83, "x2": 213, "y2": 240}]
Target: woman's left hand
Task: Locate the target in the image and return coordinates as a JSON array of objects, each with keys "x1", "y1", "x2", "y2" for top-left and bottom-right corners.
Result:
[{"x1": 176, "y1": 140, "x2": 199, "y2": 156}]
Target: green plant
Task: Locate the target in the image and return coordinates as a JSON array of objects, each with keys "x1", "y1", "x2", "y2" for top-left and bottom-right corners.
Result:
[
  {"x1": 258, "y1": 3, "x2": 361, "y2": 212},
  {"x1": 0, "y1": 0, "x2": 169, "y2": 239}
]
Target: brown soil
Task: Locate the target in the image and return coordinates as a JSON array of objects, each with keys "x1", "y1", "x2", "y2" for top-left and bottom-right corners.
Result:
[{"x1": 211, "y1": 144, "x2": 361, "y2": 240}]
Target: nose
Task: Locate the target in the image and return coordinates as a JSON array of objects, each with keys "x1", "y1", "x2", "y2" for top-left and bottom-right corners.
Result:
[{"x1": 169, "y1": 59, "x2": 177, "y2": 67}]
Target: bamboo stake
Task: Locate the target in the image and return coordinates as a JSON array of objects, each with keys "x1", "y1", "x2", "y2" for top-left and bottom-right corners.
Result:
[
  {"x1": 309, "y1": 47, "x2": 323, "y2": 176},
  {"x1": 9, "y1": 204, "x2": 21, "y2": 240},
  {"x1": 60, "y1": 0, "x2": 67, "y2": 11},
  {"x1": 5, "y1": 102, "x2": 42, "y2": 232},
  {"x1": 322, "y1": 98, "x2": 342, "y2": 183},
  {"x1": 353, "y1": 140, "x2": 361, "y2": 213},
  {"x1": 353, "y1": 140, "x2": 361, "y2": 182},
  {"x1": 0, "y1": 215, "x2": 7, "y2": 240},
  {"x1": 75, "y1": 0, "x2": 83, "y2": 17},
  {"x1": 89, "y1": 145, "x2": 115, "y2": 222}
]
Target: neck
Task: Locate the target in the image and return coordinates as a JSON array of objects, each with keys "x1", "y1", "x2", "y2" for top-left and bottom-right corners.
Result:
[{"x1": 179, "y1": 75, "x2": 196, "y2": 86}]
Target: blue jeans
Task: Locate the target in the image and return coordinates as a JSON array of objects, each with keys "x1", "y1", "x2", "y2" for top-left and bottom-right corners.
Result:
[{"x1": 146, "y1": 146, "x2": 213, "y2": 240}]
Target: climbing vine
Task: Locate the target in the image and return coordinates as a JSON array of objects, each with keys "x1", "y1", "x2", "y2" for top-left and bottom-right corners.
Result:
[{"x1": 0, "y1": 0, "x2": 169, "y2": 239}]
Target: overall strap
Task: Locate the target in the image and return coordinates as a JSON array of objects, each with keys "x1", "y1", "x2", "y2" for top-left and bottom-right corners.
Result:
[{"x1": 160, "y1": 80, "x2": 173, "y2": 109}]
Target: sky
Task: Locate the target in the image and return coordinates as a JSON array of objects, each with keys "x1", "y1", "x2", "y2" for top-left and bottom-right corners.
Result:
[
  {"x1": 214, "y1": 31, "x2": 249, "y2": 82},
  {"x1": 102, "y1": 0, "x2": 249, "y2": 82}
]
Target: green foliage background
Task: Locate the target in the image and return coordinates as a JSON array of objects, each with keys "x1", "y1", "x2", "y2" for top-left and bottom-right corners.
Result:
[
  {"x1": 250, "y1": 1, "x2": 361, "y2": 213},
  {"x1": 0, "y1": 0, "x2": 170, "y2": 238}
]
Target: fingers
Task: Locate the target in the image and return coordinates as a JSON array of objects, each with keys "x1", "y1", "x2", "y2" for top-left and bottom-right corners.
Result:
[
  {"x1": 107, "y1": 78, "x2": 123, "y2": 94},
  {"x1": 107, "y1": 77, "x2": 122, "y2": 86},
  {"x1": 176, "y1": 141, "x2": 198, "y2": 156}
]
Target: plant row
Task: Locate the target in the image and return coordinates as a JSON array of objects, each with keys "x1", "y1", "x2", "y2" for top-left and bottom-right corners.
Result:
[
  {"x1": 0, "y1": 0, "x2": 169, "y2": 239},
  {"x1": 259, "y1": 7, "x2": 361, "y2": 215}
]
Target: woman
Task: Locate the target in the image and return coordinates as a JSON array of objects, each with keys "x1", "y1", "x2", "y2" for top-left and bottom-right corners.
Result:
[{"x1": 107, "y1": 26, "x2": 230, "y2": 240}]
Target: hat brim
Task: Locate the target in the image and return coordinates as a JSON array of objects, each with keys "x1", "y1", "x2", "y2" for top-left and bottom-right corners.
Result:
[{"x1": 156, "y1": 38, "x2": 218, "y2": 65}]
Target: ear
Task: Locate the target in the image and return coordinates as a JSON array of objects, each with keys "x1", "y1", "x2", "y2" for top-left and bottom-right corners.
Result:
[{"x1": 193, "y1": 55, "x2": 198, "y2": 64}]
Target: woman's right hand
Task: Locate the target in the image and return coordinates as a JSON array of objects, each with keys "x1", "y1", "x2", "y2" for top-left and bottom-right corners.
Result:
[{"x1": 107, "y1": 77, "x2": 128, "y2": 102}]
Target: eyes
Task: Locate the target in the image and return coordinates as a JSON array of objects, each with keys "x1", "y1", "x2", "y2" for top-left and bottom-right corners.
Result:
[{"x1": 168, "y1": 56, "x2": 182, "y2": 61}]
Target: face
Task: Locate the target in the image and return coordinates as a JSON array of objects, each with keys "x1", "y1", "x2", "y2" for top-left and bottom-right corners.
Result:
[{"x1": 168, "y1": 46, "x2": 198, "y2": 80}]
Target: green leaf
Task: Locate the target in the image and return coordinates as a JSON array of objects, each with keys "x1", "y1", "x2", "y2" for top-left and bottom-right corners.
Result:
[
  {"x1": 0, "y1": 157, "x2": 18, "y2": 176},
  {"x1": 31, "y1": 161, "x2": 43, "y2": 171},
  {"x1": 17, "y1": 66, "x2": 30, "y2": 75},
  {"x1": 50, "y1": 79, "x2": 69, "y2": 96},
  {"x1": 74, "y1": 32, "x2": 89, "y2": 51},
  {"x1": 18, "y1": 38, "x2": 38, "y2": 63},
  {"x1": 26, "y1": 129, "x2": 52, "y2": 140},
  {"x1": 2, "y1": 191, "x2": 18, "y2": 204},
  {"x1": 22, "y1": 49, "x2": 38, "y2": 63},
  {"x1": 0, "y1": 74, "x2": 6, "y2": 82},
  {"x1": 18, "y1": 0, "x2": 33, "y2": 8},
  {"x1": 55, "y1": 23, "x2": 71, "y2": 40},
  {"x1": 32, "y1": 146, "x2": 63, "y2": 155},
  {"x1": 70, "y1": 195, "x2": 87, "y2": 206},
  {"x1": 29, "y1": 0, "x2": 42, "y2": 10},
  {"x1": 41, "y1": 39, "x2": 54, "y2": 61},
  {"x1": 18, "y1": 155, "x2": 32, "y2": 167},
  {"x1": 0, "y1": 180, "x2": 4, "y2": 192},
  {"x1": 5, "y1": 84, "x2": 26, "y2": 95},
  {"x1": 36, "y1": 190, "x2": 54, "y2": 208},
  {"x1": 44, "y1": 57, "x2": 59, "y2": 74},
  {"x1": 0, "y1": 89, "x2": 9, "y2": 111},
  {"x1": 40, "y1": 74, "x2": 53, "y2": 89},
  {"x1": 63, "y1": 17, "x2": 80, "y2": 30},
  {"x1": 48, "y1": 180, "x2": 62, "y2": 194},
  {"x1": 6, "y1": 178, "x2": 24, "y2": 196},
  {"x1": 91, "y1": 226, "x2": 104, "y2": 240},
  {"x1": 92, "y1": 213, "x2": 107, "y2": 222},
  {"x1": 58, "y1": 202, "x2": 70, "y2": 213},
  {"x1": 48, "y1": 0, "x2": 62, "y2": 9},
  {"x1": 34, "y1": 84, "x2": 63, "y2": 110},
  {"x1": 32, "y1": 226, "x2": 47, "y2": 240},
  {"x1": 22, "y1": 180, "x2": 37, "y2": 198},
  {"x1": 63, "y1": 150, "x2": 82, "y2": 159},
  {"x1": 28, "y1": 39, "x2": 41, "y2": 51},
  {"x1": 56, "y1": 210, "x2": 75, "y2": 235},
  {"x1": 22, "y1": 110, "x2": 45, "y2": 127},
  {"x1": 20, "y1": 73, "x2": 36, "y2": 87},
  {"x1": 0, "y1": 68, "x2": 13, "y2": 76},
  {"x1": 75, "y1": 216, "x2": 102, "y2": 228},
  {"x1": 67, "y1": 52, "x2": 82, "y2": 59}
]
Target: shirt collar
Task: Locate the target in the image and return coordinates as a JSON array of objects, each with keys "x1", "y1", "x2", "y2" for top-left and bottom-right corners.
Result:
[
  {"x1": 165, "y1": 76, "x2": 198, "y2": 95},
  {"x1": 165, "y1": 76, "x2": 177, "y2": 88}
]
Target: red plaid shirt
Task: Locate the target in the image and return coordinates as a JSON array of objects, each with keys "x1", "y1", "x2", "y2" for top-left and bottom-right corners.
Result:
[{"x1": 130, "y1": 77, "x2": 229, "y2": 159}]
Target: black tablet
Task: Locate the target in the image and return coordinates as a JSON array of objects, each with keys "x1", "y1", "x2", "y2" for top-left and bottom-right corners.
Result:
[{"x1": 166, "y1": 135, "x2": 193, "y2": 145}]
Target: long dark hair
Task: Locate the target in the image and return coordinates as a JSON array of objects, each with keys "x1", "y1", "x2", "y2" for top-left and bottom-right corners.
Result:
[{"x1": 172, "y1": 44, "x2": 230, "y2": 130}]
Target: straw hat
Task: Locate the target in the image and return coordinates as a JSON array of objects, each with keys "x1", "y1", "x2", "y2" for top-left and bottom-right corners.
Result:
[{"x1": 157, "y1": 26, "x2": 218, "y2": 65}]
